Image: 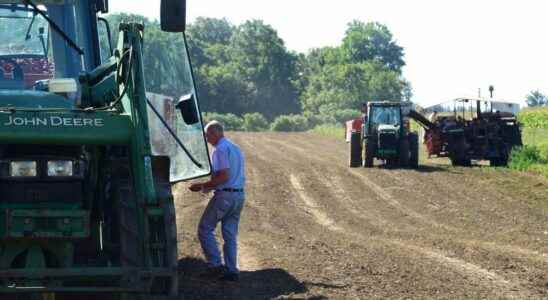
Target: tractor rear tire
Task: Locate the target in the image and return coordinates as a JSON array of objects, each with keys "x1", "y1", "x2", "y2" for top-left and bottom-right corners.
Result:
[
  {"x1": 363, "y1": 141, "x2": 375, "y2": 168},
  {"x1": 409, "y1": 133, "x2": 419, "y2": 169},
  {"x1": 449, "y1": 136, "x2": 471, "y2": 167},
  {"x1": 490, "y1": 144, "x2": 510, "y2": 167},
  {"x1": 160, "y1": 198, "x2": 179, "y2": 297},
  {"x1": 398, "y1": 138, "x2": 410, "y2": 168},
  {"x1": 117, "y1": 182, "x2": 140, "y2": 268},
  {"x1": 450, "y1": 154, "x2": 471, "y2": 167},
  {"x1": 349, "y1": 131, "x2": 362, "y2": 167}
]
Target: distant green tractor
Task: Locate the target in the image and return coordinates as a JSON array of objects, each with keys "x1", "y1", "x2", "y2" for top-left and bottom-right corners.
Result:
[{"x1": 347, "y1": 102, "x2": 419, "y2": 168}]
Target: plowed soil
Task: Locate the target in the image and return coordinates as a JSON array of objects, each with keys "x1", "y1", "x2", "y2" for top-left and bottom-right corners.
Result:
[{"x1": 174, "y1": 132, "x2": 548, "y2": 299}]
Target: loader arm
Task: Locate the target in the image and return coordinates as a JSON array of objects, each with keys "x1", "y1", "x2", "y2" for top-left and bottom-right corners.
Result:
[{"x1": 408, "y1": 109, "x2": 436, "y2": 131}]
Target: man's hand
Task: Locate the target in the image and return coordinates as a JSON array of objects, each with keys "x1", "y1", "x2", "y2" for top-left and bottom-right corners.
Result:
[
  {"x1": 189, "y1": 183, "x2": 202, "y2": 192},
  {"x1": 188, "y1": 169, "x2": 229, "y2": 193}
]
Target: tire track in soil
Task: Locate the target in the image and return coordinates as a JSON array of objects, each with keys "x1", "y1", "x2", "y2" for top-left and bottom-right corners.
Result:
[
  {"x1": 253, "y1": 135, "x2": 429, "y2": 233},
  {"x1": 283, "y1": 132, "x2": 527, "y2": 222},
  {"x1": 261, "y1": 135, "x2": 453, "y2": 231},
  {"x1": 278, "y1": 133, "x2": 547, "y2": 293},
  {"x1": 289, "y1": 173, "x2": 343, "y2": 232},
  {"x1": 241, "y1": 135, "x2": 404, "y2": 241},
  {"x1": 310, "y1": 168, "x2": 390, "y2": 229},
  {"x1": 246, "y1": 135, "x2": 437, "y2": 235},
  {"x1": 279, "y1": 133, "x2": 548, "y2": 264},
  {"x1": 251, "y1": 133, "x2": 540, "y2": 297},
  {"x1": 237, "y1": 137, "x2": 313, "y2": 234},
  {"x1": 239, "y1": 136, "x2": 347, "y2": 232},
  {"x1": 387, "y1": 240, "x2": 532, "y2": 299},
  {"x1": 232, "y1": 133, "x2": 541, "y2": 298},
  {"x1": 459, "y1": 240, "x2": 548, "y2": 265},
  {"x1": 277, "y1": 181, "x2": 532, "y2": 299},
  {"x1": 347, "y1": 169, "x2": 454, "y2": 231}
]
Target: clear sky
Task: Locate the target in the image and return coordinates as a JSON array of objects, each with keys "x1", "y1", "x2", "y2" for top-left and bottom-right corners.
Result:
[{"x1": 109, "y1": 0, "x2": 548, "y2": 107}]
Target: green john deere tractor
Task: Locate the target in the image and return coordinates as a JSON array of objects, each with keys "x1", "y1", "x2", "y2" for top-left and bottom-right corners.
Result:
[
  {"x1": 349, "y1": 101, "x2": 419, "y2": 168},
  {"x1": 0, "y1": 0, "x2": 211, "y2": 299}
]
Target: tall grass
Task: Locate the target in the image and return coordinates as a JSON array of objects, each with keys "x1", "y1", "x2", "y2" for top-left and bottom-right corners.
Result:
[
  {"x1": 510, "y1": 125, "x2": 548, "y2": 178},
  {"x1": 512, "y1": 108, "x2": 548, "y2": 177},
  {"x1": 310, "y1": 124, "x2": 345, "y2": 138},
  {"x1": 522, "y1": 127, "x2": 548, "y2": 147},
  {"x1": 509, "y1": 144, "x2": 548, "y2": 177},
  {"x1": 518, "y1": 107, "x2": 548, "y2": 129}
]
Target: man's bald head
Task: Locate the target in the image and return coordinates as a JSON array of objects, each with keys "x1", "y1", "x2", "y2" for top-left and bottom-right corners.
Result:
[{"x1": 204, "y1": 120, "x2": 224, "y2": 145}]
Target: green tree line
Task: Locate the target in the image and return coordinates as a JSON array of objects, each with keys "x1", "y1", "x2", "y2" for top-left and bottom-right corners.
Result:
[{"x1": 102, "y1": 15, "x2": 411, "y2": 121}]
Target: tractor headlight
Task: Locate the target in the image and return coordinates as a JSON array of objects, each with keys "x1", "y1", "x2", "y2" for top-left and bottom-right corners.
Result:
[
  {"x1": 47, "y1": 160, "x2": 73, "y2": 177},
  {"x1": 10, "y1": 161, "x2": 37, "y2": 177}
]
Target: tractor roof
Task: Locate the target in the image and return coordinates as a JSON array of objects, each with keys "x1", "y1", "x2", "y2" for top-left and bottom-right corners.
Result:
[
  {"x1": 0, "y1": 0, "x2": 70, "y2": 4},
  {"x1": 368, "y1": 101, "x2": 409, "y2": 107}
]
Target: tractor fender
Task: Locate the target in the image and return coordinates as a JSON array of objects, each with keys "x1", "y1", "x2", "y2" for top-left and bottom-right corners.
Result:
[{"x1": 345, "y1": 118, "x2": 363, "y2": 142}]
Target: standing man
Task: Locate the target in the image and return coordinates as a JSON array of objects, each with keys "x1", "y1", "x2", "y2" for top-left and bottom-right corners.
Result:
[
  {"x1": 361, "y1": 102, "x2": 368, "y2": 123},
  {"x1": 189, "y1": 120, "x2": 246, "y2": 282}
]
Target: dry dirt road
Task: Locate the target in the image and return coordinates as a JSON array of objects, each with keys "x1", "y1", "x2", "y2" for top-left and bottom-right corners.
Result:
[{"x1": 174, "y1": 132, "x2": 548, "y2": 299}]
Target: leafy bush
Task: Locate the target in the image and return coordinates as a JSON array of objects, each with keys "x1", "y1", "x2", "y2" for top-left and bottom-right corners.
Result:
[
  {"x1": 303, "y1": 109, "x2": 361, "y2": 128},
  {"x1": 303, "y1": 112, "x2": 337, "y2": 128},
  {"x1": 270, "y1": 114, "x2": 309, "y2": 132},
  {"x1": 321, "y1": 108, "x2": 362, "y2": 124},
  {"x1": 509, "y1": 146, "x2": 543, "y2": 171},
  {"x1": 538, "y1": 142, "x2": 548, "y2": 161},
  {"x1": 518, "y1": 107, "x2": 548, "y2": 129},
  {"x1": 202, "y1": 112, "x2": 243, "y2": 131},
  {"x1": 509, "y1": 145, "x2": 548, "y2": 178},
  {"x1": 242, "y1": 113, "x2": 268, "y2": 131}
]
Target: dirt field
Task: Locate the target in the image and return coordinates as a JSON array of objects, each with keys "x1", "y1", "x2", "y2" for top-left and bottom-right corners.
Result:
[{"x1": 174, "y1": 132, "x2": 548, "y2": 299}]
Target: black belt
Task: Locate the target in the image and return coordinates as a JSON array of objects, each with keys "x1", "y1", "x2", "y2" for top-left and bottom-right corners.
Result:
[{"x1": 220, "y1": 188, "x2": 244, "y2": 192}]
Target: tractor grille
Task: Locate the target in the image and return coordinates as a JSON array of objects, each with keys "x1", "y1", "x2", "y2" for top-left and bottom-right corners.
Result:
[
  {"x1": 0, "y1": 182, "x2": 83, "y2": 204},
  {"x1": 379, "y1": 131, "x2": 397, "y2": 150},
  {"x1": 35, "y1": 217, "x2": 58, "y2": 231}
]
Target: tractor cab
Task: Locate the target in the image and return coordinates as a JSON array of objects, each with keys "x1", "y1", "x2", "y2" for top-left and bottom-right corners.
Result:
[{"x1": 366, "y1": 102, "x2": 404, "y2": 157}]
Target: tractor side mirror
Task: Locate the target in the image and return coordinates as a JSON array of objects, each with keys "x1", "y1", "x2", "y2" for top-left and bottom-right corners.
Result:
[
  {"x1": 160, "y1": 0, "x2": 186, "y2": 32},
  {"x1": 97, "y1": 0, "x2": 108, "y2": 13},
  {"x1": 176, "y1": 93, "x2": 199, "y2": 125}
]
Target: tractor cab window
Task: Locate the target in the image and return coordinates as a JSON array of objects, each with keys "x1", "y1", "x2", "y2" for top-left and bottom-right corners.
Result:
[
  {"x1": 370, "y1": 106, "x2": 401, "y2": 127},
  {"x1": 143, "y1": 0, "x2": 211, "y2": 182},
  {"x1": 0, "y1": 4, "x2": 54, "y2": 90},
  {"x1": 0, "y1": 2, "x2": 88, "y2": 94}
]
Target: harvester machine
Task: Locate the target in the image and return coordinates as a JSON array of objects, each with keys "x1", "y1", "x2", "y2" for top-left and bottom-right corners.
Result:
[
  {"x1": 420, "y1": 98, "x2": 522, "y2": 166},
  {"x1": 0, "y1": 0, "x2": 211, "y2": 298}
]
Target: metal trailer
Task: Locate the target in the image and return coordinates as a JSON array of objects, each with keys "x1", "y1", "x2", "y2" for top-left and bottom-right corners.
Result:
[{"x1": 412, "y1": 98, "x2": 522, "y2": 166}]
